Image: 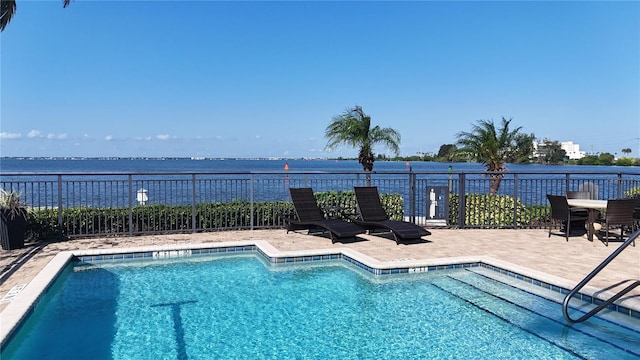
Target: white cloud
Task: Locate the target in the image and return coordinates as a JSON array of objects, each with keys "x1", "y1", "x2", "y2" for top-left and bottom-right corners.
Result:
[
  {"x1": 0, "y1": 132, "x2": 21, "y2": 139},
  {"x1": 105, "y1": 135, "x2": 113, "y2": 141},
  {"x1": 46, "y1": 133, "x2": 68, "y2": 140},
  {"x1": 27, "y1": 130, "x2": 42, "y2": 138},
  {"x1": 156, "y1": 134, "x2": 171, "y2": 140}
]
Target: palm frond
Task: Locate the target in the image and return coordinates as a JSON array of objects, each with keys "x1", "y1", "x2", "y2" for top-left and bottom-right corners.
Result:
[
  {"x1": 369, "y1": 126, "x2": 401, "y2": 156},
  {"x1": 324, "y1": 105, "x2": 401, "y2": 171},
  {"x1": 455, "y1": 117, "x2": 526, "y2": 172},
  {"x1": 1, "y1": 0, "x2": 71, "y2": 32},
  {"x1": 0, "y1": 0, "x2": 17, "y2": 32}
]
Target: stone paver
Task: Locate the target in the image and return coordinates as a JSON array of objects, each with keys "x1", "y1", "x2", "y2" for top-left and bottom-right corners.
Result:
[{"x1": 1, "y1": 228, "x2": 639, "y2": 315}]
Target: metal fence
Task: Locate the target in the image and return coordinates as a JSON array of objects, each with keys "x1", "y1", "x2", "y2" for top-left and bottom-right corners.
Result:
[{"x1": 1, "y1": 170, "x2": 639, "y2": 239}]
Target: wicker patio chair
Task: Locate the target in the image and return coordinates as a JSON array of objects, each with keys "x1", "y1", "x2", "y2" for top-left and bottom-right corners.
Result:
[
  {"x1": 546, "y1": 194, "x2": 589, "y2": 241},
  {"x1": 602, "y1": 199, "x2": 637, "y2": 247}
]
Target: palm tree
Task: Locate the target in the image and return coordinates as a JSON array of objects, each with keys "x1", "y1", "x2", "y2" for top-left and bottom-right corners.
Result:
[
  {"x1": 1, "y1": 0, "x2": 72, "y2": 32},
  {"x1": 456, "y1": 117, "x2": 524, "y2": 195},
  {"x1": 621, "y1": 148, "x2": 632, "y2": 156},
  {"x1": 325, "y1": 105, "x2": 400, "y2": 185}
]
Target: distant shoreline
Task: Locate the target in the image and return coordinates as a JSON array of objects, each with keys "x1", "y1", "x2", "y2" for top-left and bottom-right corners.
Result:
[{"x1": 2, "y1": 157, "x2": 638, "y2": 167}]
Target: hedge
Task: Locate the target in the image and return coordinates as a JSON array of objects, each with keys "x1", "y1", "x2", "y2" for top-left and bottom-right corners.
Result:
[
  {"x1": 26, "y1": 191, "x2": 548, "y2": 240},
  {"x1": 25, "y1": 191, "x2": 405, "y2": 240},
  {"x1": 448, "y1": 193, "x2": 532, "y2": 228}
]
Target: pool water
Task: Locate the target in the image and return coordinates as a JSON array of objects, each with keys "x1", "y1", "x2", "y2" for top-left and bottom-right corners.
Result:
[{"x1": 2, "y1": 253, "x2": 639, "y2": 359}]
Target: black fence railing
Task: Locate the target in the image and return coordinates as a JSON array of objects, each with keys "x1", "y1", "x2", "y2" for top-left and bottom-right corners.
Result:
[{"x1": 1, "y1": 170, "x2": 639, "y2": 238}]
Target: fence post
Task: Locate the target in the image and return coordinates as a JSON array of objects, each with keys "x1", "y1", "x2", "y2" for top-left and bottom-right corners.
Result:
[
  {"x1": 513, "y1": 173, "x2": 519, "y2": 229},
  {"x1": 57, "y1": 175, "x2": 63, "y2": 240},
  {"x1": 458, "y1": 173, "x2": 466, "y2": 228},
  {"x1": 409, "y1": 170, "x2": 416, "y2": 222},
  {"x1": 565, "y1": 173, "x2": 571, "y2": 194},
  {"x1": 128, "y1": 175, "x2": 133, "y2": 236},
  {"x1": 617, "y1": 173, "x2": 623, "y2": 198},
  {"x1": 191, "y1": 174, "x2": 197, "y2": 233},
  {"x1": 250, "y1": 174, "x2": 255, "y2": 230}
]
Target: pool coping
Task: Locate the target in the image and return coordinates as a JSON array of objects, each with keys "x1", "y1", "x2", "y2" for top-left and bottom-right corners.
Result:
[{"x1": 1, "y1": 240, "x2": 639, "y2": 349}]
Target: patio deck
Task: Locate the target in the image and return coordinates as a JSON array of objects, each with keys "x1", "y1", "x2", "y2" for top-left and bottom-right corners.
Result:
[{"x1": 1, "y1": 228, "x2": 638, "y2": 315}]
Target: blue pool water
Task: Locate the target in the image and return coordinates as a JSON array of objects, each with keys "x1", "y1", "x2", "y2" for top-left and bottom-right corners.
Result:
[{"x1": 2, "y1": 253, "x2": 639, "y2": 359}]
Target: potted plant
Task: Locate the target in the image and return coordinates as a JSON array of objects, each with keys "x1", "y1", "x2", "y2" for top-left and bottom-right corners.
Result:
[{"x1": 0, "y1": 189, "x2": 28, "y2": 250}]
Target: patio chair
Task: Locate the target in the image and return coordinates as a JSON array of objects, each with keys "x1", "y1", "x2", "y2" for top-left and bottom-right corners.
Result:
[
  {"x1": 633, "y1": 196, "x2": 640, "y2": 222},
  {"x1": 566, "y1": 191, "x2": 596, "y2": 228},
  {"x1": 633, "y1": 198, "x2": 640, "y2": 229},
  {"x1": 353, "y1": 186, "x2": 430, "y2": 244},
  {"x1": 546, "y1": 194, "x2": 589, "y2": 241},
  {"x1": 601, "y1": 199, "x2": 636, "y2": 247},
  {"x1": 578, "y1": 182, "x2": 599, "y2": 199},
  {"x1": 566, "y1": 191, "x2": 591, "y2": 200},
  {"x1": 283, "y1": 188, "x2": 365, "y2": 243}
]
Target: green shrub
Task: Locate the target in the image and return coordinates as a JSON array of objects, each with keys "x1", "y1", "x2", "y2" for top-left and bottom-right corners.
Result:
[
  {"x1": 615, "y1": 157, "x2": 635, "y2": 166},
  {"x1": 624, "y1": 186, "x2": 640, "y2": 199},
  {"x1": 527, "y1": 204, "x2": 551, "y2": 226},
  {"x1": 24, "y1": 191, "x2": 406, "y2": 240},
  {"x1": 314, "y1": 190, "x2": 403, "y2": 221},
  {"x1": 448, "y1": 193, "x2": 532, "y2": 228},
  {"x1": 27, "y1": 208, "x2": 59, "y2": 241}
]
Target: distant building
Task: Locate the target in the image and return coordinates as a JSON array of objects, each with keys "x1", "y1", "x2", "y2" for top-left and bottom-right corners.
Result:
[
  {"x1": 532, "y1": 140, "x2": 586, "y2": 161},
  {"x1": 560, "y1": 141, "x2": 586, "y2": 160}
]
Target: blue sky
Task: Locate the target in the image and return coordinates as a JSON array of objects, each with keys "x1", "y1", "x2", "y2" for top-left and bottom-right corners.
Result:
[{"x1": 1, "y1": 1, "x2": 639, "y2": 159}]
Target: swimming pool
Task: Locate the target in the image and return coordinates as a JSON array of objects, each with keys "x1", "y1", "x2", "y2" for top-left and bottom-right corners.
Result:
[{"x1": 1, "y1": 248, "x2": 639, "y2": 359}]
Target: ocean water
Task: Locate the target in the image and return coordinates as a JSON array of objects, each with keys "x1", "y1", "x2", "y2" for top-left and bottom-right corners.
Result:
[
  {"x1": 0, "y1": 157, "x2": 633, "y2": 174},
  {"x1": 1, "y1": 159, "x2": 638, "y2": 211}
]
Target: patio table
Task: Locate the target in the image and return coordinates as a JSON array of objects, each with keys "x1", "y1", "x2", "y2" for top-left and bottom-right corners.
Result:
[{"x1": 567, "y1": 199, "x2": 607, "y2": 241}]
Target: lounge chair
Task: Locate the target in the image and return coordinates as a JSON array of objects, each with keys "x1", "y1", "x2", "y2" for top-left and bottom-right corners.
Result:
[
  {"x1": 353, "y1": 186, "x2": 430, "y2": 244},
  {"x1": 283, "y1": 188, "x2": 365, "y2": 243}
]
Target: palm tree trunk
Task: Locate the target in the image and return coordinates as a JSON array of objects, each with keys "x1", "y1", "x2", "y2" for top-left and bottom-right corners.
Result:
[
  {"x1": 489, "y1": 173, "x2": 504, "y2": 195},
  {"x1": 365, "y1": 170, "x2": 372, "y2": 186}
]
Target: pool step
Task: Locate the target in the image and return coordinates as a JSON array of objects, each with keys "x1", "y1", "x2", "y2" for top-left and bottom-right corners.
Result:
[
  {"x1": 466, "y1": 266, "x2": 640, "y2": 329},
  {"x1": 454, "y1": 270, "x2": 640, "y2": 351},
  {"x1": 430, "y1": 271, "x2": 640, "y2": 359}
]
